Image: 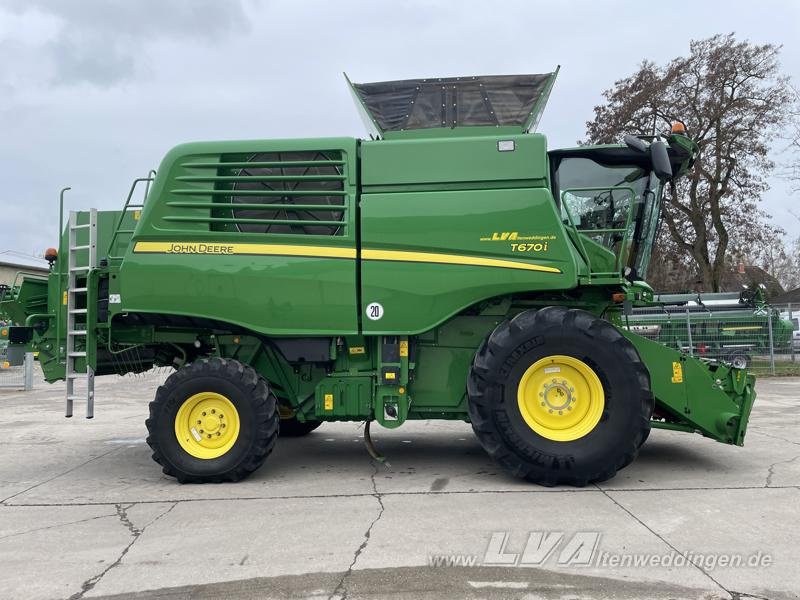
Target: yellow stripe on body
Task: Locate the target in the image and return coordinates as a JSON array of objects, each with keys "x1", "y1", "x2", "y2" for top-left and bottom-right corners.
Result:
[
  {"x1": 132, "y1": 241, "x2": 561, "y2": 273},
  {"x1": 133, "y1": 241, "x2": 356, "y2": 259},
  {"x1": 361, "y1": 249, "x2": 562, "y2": 274}
]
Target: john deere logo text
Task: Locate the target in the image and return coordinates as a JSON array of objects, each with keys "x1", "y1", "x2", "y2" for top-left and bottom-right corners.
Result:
[{"x1": 167, "y1": 243, "x2": 234, "y2": 254}]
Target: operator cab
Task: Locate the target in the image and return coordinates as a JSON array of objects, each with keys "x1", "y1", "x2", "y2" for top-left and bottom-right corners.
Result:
[
  {"x1": 550, "y1": 130, "x2": 696, "y2": 281},
  {"x1": 549, "y1": 146, "x2": 662, "y2": 280}
]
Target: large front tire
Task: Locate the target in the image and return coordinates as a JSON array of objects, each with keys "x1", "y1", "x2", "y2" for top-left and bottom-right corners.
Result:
[
  {"x1": 467, "y1": 307, "x2": 653, "y2": 486},
  {"x1": 146, "y1": 358, "x2": 278, "y2": 483}
]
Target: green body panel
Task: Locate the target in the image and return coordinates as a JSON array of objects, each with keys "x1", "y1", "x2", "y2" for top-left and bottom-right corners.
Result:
[
  {"x1": 116, "y1": 137, "x2": 359, "y2": 335},
  {"x1": 360, "y1": 134, "x2": 548, "y2": 188},
  {"x1": 360, "y1": 186, "x2": 576, "y2": 333}
]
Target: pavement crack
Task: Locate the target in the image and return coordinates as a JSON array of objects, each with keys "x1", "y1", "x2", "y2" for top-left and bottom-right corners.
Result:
[
  {"x1": 67, "y1": 501, "x2": 178, "y2": 600},
  {"x1": 596, "y1": 486, "x2": 734, "y2": 599},
  {"x1": 765, "y1": 453, "x2": 800, "y2": 487},
  {"x1": 728, "y1": 592, "x2": 774, "y2": 600},
  {"x1": 329, "y1": 461, "x2": 386, "y2": 600},
  {"x1": 0, "y1": 447, "x2": 121, "y2": 505},
  {"x1": 749, "y1": 429, "x2": 800, "y2": 447},
  {"x1": 0, "y1": 512, "x2": 118, "y2": 541},
  {"x1": 6, "y1": 483, "x2": 800, "y2": 509}
]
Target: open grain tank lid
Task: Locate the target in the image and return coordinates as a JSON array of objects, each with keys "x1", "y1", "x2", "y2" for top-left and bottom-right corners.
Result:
[{"x1": 347, "y1": 69, "x2": 558, "y2": 138}]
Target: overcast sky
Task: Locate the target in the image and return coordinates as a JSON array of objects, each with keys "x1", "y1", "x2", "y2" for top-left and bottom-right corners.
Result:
[{"x1": 1, "y1": 0, "x2": 799, "y2": 256}]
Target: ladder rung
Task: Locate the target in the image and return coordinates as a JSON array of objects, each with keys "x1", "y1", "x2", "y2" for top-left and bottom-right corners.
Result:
[
  {"x1": 71, "y1": 223, "x2": 92, "y2": 230},
  {"x1": 71, "y1": 245, "x2": 90, "y2": 251},
  {"x1": 69, "y1": 309, "x2": 88, "y2": 314},
  {"x1": 67, "y1": 374, "x2": 89, "y2": 380},
  {"x1": 68, "y1": 352, "x2": 86, "y2": 357},
  {"x1": 70, "y1": 266, "x2": 90, "y2": 272},
  {"x1": 71, "y1": 287, "x2": 88, "y2": 293},
  {"x1": 67, "y1": 330, "x2": 87, "y2": 335}
]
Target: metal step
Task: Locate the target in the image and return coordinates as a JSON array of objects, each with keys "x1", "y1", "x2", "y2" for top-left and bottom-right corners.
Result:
[{"x1": 68, "y1": 351, "x2": 86, "y2": 357}]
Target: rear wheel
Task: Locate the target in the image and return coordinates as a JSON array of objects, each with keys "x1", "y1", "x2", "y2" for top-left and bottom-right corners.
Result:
[
  {"x1": 146, "y1": 357, "x2": 279, "y2": 483},
  {"x1": 467, "y1": 307, "x2": 653, "y2": 486}
]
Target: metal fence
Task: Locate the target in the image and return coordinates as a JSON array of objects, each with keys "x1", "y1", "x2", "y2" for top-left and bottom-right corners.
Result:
[
  {"x1": 624, "y1": 302, "x2": 800, "y2": 377},
  {"x1": 0, "y1": 350, "x2": 34, "y2": 390}
]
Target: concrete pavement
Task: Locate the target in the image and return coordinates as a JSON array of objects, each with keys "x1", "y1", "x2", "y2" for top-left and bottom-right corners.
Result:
[{"x1": 0, "y1": 370, "x2": 797, "y2": 599}]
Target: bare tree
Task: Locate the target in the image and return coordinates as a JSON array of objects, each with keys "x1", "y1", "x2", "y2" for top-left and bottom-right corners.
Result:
[
  {"x1": 788, "y1": 103, "x2": 800, "y2": 194},
  {"x1": 586, "y1": 34, "x2": 797, "y2": 291}
]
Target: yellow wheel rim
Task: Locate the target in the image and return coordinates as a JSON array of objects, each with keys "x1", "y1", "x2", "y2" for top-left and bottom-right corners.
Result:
[
  {"x1": 517, "y1": 355, "x2": 605, "y2": 442},
  {"x1": 174, "y1": 392, "x2": 240, "y2": 459}
]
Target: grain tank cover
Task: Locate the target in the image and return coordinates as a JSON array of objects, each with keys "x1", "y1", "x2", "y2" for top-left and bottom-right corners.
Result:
[{"x1": 347, "y1": 70, "x2": 558, "y2": 137}]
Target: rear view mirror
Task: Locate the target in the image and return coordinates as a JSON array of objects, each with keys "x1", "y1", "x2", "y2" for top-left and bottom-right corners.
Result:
[
  {"x1": 650, "y1": 140, "x2": 673, "y2": 181},
  {"x1": 624, "y1": 135, "x2": 649, "y2": 154}
]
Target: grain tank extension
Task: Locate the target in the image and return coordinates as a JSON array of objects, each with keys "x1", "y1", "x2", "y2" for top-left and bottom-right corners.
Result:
[{"x1": 0, "y1": 72, "x2": 755, "y2": 485}]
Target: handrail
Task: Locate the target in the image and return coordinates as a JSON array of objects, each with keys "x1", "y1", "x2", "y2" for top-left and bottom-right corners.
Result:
[
  {"x1": 56, "y1": 186, "x2": 70, "y2": 360},
  {"x1": 25, "y1": 313, "x2": 52, "y2": 327},
  {"x1": 107, "y1": 176, "x2": 155, "y2": 259},
  {"x1": 143, "y1": 169, "x2": 157, "y2": 200}
]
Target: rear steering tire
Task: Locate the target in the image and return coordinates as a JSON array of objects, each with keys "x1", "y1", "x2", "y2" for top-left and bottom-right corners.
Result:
[
  {"x1": 146, "y1": 357, "x2": 279, "y2": 483},
  {"x1": 467, "y1": 306, "x2": 653, "y2": 486}
]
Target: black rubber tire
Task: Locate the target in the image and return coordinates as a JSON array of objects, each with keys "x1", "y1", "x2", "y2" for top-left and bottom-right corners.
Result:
[
  {"x1": 146, "y1": 357, "x2": 278, "y2": 483},
  {"x1": 725, "y1": 350, "x2": 752, "y2": 369},
  {"x1": 279, "y1": 416, "x2": 323, "y2": 437},
  {"x1": 467, "y1": 306, "x2": 653, "y2": 487}
]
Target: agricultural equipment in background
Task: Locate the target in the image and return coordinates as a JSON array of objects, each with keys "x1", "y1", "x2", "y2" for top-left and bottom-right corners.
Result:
[
  {"x1": 626, "y1": 288, "x2": 793, "y2": 367},
  {"x1": 0, "y1": 72, "x2": 755, "y2": 486}
]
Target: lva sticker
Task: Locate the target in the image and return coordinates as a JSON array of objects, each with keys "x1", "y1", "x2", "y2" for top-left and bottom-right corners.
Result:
[{"x1": 366, "y1": 302, "x2": 384, "y2": 321}]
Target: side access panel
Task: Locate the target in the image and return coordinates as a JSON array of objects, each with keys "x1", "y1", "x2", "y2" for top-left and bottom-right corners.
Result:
[
  {"x1": 116, "y1": 138, "x2": 359, "y2": 335},
  {"x1": 359, "y1": 134, "x2": 577, "y2": 334}
]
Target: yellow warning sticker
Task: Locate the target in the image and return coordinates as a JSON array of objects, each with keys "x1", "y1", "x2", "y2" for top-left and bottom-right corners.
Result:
[
  {"x1": 133, "y1": 210, "x2": 141, "y2": 221},
  {"x1": 671, "y1": 362, "x2": 683, "y2": 384},
  {"x1": 324, "y1": 393, "x2": 334, "y2": 410},
  {"x1": 399, "y1": 340, "x2": 409, "y2": 357},
  {"x1": 385, "y1": 371, "x2": 396, "y2": 380},
  {"x1": 62, "y1": 291, "x2": 68, "y2": 305},
  {"x1": 349, "y1": 346, "x2": 366, "y2": 355}
]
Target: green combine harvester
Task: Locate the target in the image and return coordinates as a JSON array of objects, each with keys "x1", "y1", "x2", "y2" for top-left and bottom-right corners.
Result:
[{"x1": 0, "y1": 72, "x2": 756, "y2": 486}]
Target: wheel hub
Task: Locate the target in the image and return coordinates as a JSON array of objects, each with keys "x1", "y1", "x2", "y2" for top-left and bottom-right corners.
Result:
[
  {"x1": 517, "y1": 355, "x2": 605, "y2": 442},
  {"x1": 175, "y1": 392, "x2": 240, "y2": 459},
  {"x1": 540, "y1": 379, "x2": 575, "y2": 412}
]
